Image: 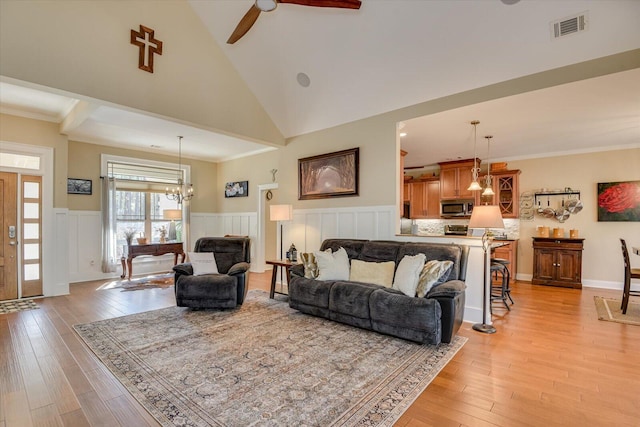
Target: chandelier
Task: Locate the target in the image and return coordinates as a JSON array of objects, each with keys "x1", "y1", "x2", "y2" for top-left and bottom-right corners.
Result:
[
  {"x1": 482, "y1": 135, "x2": 495, "y2": 197},
  {"x1": 467, "y1": 120, "x2": 482, "y2": 191},
  {"x1": 165, "y1": 136, "x2": 194, "y2": 205}
]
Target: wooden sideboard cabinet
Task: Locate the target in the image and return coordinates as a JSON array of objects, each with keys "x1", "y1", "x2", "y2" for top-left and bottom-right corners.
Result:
[{"x1": 532, "y1": 237, "x2": 584, "y2": 289}]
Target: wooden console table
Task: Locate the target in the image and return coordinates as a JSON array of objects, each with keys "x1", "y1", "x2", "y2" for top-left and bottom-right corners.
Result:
[{"x1": 121, "y1": 242, "x2": 185, "y2": 280}]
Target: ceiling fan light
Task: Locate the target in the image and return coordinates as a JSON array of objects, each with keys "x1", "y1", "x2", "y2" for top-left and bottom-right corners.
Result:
[{"x1": 468, "y1": 180, "x2": 483, "y2": 191}]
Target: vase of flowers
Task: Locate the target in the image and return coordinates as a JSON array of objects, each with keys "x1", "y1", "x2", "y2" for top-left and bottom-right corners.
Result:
[
  {"x1": 123, "y1": 229, "x2": 136, "y2": 246},
  {"x1": 157, "y1": 226, "x2": 167, "y2": 243}
]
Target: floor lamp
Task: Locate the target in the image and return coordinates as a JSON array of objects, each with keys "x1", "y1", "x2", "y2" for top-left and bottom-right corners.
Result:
[
  {"x1": 269, "y1": 204, "x2": 293, "y2": 282},
  {"x1": 468, "y1": 205, "x2": 505, "y2": 334},
  {"x1": 163, "y1": 209, "x2": 182, "y2": 241}
]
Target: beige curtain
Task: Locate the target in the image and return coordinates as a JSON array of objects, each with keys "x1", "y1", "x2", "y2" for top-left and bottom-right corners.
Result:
[{"x1": 101, "y1": 177, "x2": 117, "y2": 273}]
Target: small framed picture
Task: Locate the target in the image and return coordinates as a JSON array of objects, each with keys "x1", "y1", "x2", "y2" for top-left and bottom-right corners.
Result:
[
  {"x1": 67, "y1": 178, "x2": 92, "y2": 195},
  {"x1": 225, "y1": 181, "x2": 249, "y2": 198}
]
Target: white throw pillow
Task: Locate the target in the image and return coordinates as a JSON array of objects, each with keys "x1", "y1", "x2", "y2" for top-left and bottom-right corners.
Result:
[
  {"x1": 392, "y1": 253, "x2": 426, "y2": 297},
  {"x1": 315, "y1": 247, "x2": 350, "y2": 281},
  {"x1": 349, "y1": 259, "x2": 395, "y2": 287},
  {"x1": 188, "y1": 252, "x2": 219, "y2": 276},
  {"x1": 416, "y1": 260, "x2": 454, "y2": 297}
]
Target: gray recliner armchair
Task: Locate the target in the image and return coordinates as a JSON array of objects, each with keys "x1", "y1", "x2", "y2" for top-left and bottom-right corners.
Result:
[{"x1": 173, "y1": 237, "x2": 251, "y2": 308}]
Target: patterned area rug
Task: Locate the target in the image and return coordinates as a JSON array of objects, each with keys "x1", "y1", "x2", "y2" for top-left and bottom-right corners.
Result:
[
  {"x1": 594, "y1": 296, "x2": 640, "y2": 326},
  {"x1": 0, "y1": 299, "x2": 38, "y2": 314},
  {"x1": 74, "y1": 290, "x2": 466, "y2": 426},
  {"x1": 99, "y1": 272, "x2": 174, "y2": 291}
]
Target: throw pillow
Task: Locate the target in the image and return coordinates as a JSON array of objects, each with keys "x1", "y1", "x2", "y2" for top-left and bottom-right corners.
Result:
[
  {"x1": 416, "y1": 260, "x2": 454, "y2": 297},
  {"x1": 349, "y1": 259, "x2": 395, "y2": 287},
  {"x1": 300, "y1": 250, "x2": 331, "y2": 279},
  {"x1": 315, "y1": 247, "x2": 350, "y2": 281},
  {"x1": 392, "y1": 253, "x2": 426, "y2": 297},
  {"x1": 188, "y1": 252, "x2": 219, "y2": 276}
]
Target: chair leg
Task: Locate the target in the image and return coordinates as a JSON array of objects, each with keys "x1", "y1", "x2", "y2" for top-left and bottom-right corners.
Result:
[{"x1": 621, "y1": 273, "x2": 630, "y2": 314}]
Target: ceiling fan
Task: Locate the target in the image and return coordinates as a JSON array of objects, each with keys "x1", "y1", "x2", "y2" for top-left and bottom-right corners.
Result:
[{"x1": 227, "y1": 0, "x2": 362, "y2": 44}]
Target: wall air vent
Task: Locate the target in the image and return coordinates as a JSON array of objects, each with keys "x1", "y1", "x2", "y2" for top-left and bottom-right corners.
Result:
[{"x1": 551, "y1": 11, "x2": 588, "y2": 39}]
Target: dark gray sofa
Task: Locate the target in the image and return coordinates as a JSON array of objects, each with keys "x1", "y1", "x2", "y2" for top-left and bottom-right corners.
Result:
[{"x1": 288, "y1": 239, "x2": 468, "y2": 344}]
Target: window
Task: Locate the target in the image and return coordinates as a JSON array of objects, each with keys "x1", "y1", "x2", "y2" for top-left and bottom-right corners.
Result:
[
  {"x1": 115, "y1": 191, "x2": 181, "y2": 257},
  {"x1": 102, "y1": 158, "x2": 188, "y2": 263}
]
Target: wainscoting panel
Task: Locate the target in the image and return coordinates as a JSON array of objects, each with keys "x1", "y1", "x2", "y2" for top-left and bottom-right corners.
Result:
[
  {"x1": 191, "y1": 212, "x2": 258, "y2": 269},
  {"x1": 68, "y1": 211, "x2": 110, "y2": 283},
  {"x1": 282, "y1": 206, "x2": 396, "y2": 255}
]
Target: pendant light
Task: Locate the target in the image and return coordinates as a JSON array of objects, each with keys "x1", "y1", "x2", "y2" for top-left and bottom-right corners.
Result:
[
  {"x1": 467, "y1": 120, "x2": 482, "y2": 191},
  {"x1": 165, "y1": 136, "x2": 194, "y2": 205},
  {"x1": 482, "y1": 135, "x2": 495, "y2": 197}
]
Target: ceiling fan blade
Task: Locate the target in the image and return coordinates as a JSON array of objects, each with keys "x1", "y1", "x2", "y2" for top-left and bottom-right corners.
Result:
[
  {"x1": 227, "y1": 4, "x2": 262, "y2": 44},
  {"x1": 278, "y1": 0, "x2": 361, "y2": 9}
]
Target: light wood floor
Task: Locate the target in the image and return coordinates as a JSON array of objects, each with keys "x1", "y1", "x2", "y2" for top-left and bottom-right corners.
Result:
[{"x1": 1, "y1": 273, "x2": 639, "y2": 427}]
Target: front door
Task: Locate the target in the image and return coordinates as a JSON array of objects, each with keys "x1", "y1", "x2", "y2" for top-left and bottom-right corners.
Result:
[{"x1": 0, "y1": 172, "x2": 18, "y2": 300}]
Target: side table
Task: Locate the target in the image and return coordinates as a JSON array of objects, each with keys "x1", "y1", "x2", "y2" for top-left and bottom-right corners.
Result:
[{"x1": 266, "y1": 259, "x2": 296, "y2": 299}]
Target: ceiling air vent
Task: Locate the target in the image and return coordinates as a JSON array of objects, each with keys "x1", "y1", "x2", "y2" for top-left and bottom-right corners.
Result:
[{"x1": 551, "y1": 11, "x2": 588, "y2": 39}]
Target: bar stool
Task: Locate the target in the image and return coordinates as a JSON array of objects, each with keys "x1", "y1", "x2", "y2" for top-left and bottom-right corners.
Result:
[
  {"x1": 491, "y1": 257, "x2": 514, "y2": 304},
  {"x1": 490, "y1": 261, "x2": 510, "y2": 312}
]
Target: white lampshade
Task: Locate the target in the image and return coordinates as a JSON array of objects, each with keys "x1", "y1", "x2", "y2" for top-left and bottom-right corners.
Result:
[
  {"x1": 469, "y1": 205, "x2": 504, "y2": 229},
  {"x1": 467, "y1": 180, "x2": 483, "y2": 191},
  {"x1": 270, "y1": 204, "x2": 293, "y2": 221},
  {"x1": 163, "y1": 209, "x2": 182, "y2": 220}
]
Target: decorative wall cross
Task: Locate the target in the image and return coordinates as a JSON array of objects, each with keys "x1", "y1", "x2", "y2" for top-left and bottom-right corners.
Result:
[{"x1": 130, "y1": 25, "x2": 163, "y2": 73}]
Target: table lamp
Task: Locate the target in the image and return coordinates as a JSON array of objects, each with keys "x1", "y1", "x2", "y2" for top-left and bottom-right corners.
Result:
[
  {"x1": 468, "y1": 205, "x2": 505, "y2": 334},
  {"x1": 163, "y1": 209, "x2": 182, "y2": 241}
]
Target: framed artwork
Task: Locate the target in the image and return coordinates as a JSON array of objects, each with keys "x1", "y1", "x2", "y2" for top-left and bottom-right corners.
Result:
[
  {"x1": 67, "y1": 178, "x2": 92, "y2": 195},
  {"x1": 597, "y1": 180, "x2": 640, "y2": 222},
  {"x1": 225, "y1": 181, "x2": 249, "y2": 198},
  {"x1": 299, "y1": 147, "x2": 359, "y2": 200}
]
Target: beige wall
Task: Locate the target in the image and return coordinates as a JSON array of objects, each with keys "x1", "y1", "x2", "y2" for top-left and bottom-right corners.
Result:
[
  {"x1": 509, "y1": 148, "x2": 640, "y2": 284},
  {"x1": 0, "y1": 113, "x2": 68, "y2": 207},
  {"x1": 67, "y1": 140, "x2": 217, "y2": 213},
  {"x1": 0, "y1": 0, "x2": 283, "y2": 146}
]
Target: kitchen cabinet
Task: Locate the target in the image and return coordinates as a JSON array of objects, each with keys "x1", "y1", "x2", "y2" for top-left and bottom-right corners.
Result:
[
  {"x1": 478, "y1": 169, "x2": 521, "y2": 218},
  {"x1": 532, "y1": 237, "x2": 584, "y2": 289},
  {"x1": 439, "y1": 159, "x2": 477, "y2": 200},
  {"x1": 492, "y1": 240, "x2": 518, "y2": 280},
  {"x1": 409, "y1": 179, "x2": 440, "y2": 219},
  {"x1": 403, "y1": 182, "x2": 411, "y2": 202}
]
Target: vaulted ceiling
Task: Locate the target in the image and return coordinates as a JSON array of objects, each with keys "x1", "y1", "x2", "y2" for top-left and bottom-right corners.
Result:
[{"x1": 1, "y1": 0, "x2": 639, "y2": 165}]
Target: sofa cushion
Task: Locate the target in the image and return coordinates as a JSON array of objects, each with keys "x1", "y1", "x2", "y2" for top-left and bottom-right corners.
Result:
[
  {"x1": 392, "y1": 253, "x2": 426, "y2": 297},
  {"x1": 188, "y1": 252, "x2": 219, "y2": 276},
  {"x1": 357, "y1": 241, "x2": 402, "y2": 264},
  {"x1": 416, "y1": 260, "x2": 454, "y2": 297},
  {"x1": 369, "y1": 288, "x2": 442, "y2": 344},
  {"x1": 320, "y1": 239, "x2": 367, "y2": 260},
  {"x1": 315, "y1": 247, "x2": 350, "y2": 280},
  {"x1": 329, "y1": 281, "x2": 381, "y2": 329},
  {"x1": 349, "y1": 260, "x2": 395, "y2": 287},
  {"x1": 288, "y1": 276, "x2": 333, "y2": 309}
]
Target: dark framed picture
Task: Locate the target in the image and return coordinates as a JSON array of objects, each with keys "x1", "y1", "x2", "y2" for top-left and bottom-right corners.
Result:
[
  {"x1": 67, "y1": 178, "x2": 92, "y2": 195},
  {"x1": 225, "y1": 181, "x2": 249, "y2": 198},
  {"x1": 597, "y1": 180, "x2": 640, "y2": 222},
  {"x1": 299, "y1": 147, "x2": 359, "y2": 200}
]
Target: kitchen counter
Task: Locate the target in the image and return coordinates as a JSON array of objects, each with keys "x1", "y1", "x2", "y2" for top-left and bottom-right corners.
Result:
[{"x1": 396, "y1": 233, "x2": 518, "y2": 241}]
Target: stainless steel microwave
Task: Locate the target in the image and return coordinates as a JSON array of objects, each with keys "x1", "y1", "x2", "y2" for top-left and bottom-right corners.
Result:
[{"x1": 441, "y1": 200, "x2": 474, "y2": 217}]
